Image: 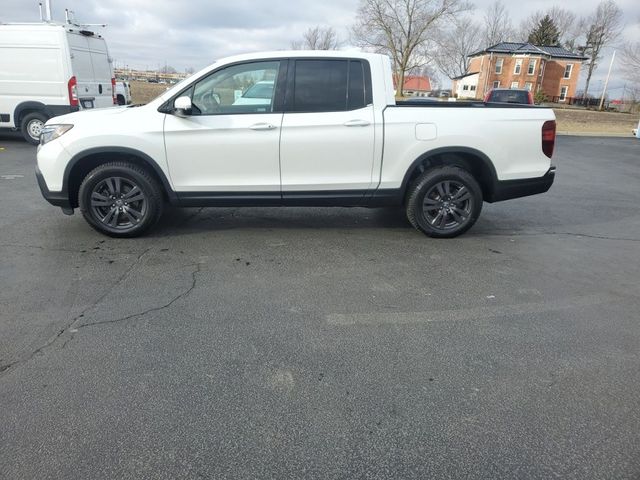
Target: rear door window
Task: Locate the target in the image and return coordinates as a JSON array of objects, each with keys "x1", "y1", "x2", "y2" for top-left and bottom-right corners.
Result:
[
  {"x1": 292, "y1": 60, "x2": 348, "y2": 112},
  {"x1": 290, "y1": 59, "x2": 371, "y2": 113}
]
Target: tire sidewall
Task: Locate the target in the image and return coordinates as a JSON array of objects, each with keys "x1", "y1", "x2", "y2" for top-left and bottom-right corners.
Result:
[
  {"x1": 79, "y1": 164, "x2": 161, "y2": 237},
  {"x1": 409, "y1": 168, "x2": 483, "y2": 238},
  {"x1": 21, "y1": 112, "x2": 48, "y2": 145}
]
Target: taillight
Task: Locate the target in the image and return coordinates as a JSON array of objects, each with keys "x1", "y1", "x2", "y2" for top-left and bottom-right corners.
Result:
[
  {"x1": 484, "y1": 91, "x2": 491, "y2": 102},
  {"x1": 111, "y1": 77, "x2": 117, "y2": 105},
  {"x1": 542, "y1": 120, "x2": 556, "y2": 158},
  {"x1": 67, "y1": 76, "x2": 78, "y2": 107},
  {"x1": 528, "y1": 91, "x2": 534, "y2": 104}
]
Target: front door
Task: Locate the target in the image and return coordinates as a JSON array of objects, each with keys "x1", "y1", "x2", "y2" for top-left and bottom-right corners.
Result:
[{"x1": 164, "y1": 60, "x2": 284, "y2": 195}]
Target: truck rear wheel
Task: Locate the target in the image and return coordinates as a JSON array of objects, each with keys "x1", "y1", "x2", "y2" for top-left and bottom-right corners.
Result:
[
  {"x1": 405, "y1": 166, "x2": 483, "y2": 238},
  {"x1": 78, "y1": 161, "x2": 164, "y2": 238},
  {"x1": 20, "y1": 112, "x2": 48, "y2": 145}
]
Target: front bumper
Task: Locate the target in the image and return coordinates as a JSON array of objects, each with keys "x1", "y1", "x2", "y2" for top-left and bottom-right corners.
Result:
[
  {"x1": 488, "y1": 166, "x2": 556, "y2": 203},
  {"x1": 35, "y1": 165, "x2": 72, "y2": 211}
]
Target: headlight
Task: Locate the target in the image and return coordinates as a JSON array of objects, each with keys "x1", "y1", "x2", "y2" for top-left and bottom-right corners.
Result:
[{"x1": 40, "y1": 124, "x2": 73, "y2": 145}]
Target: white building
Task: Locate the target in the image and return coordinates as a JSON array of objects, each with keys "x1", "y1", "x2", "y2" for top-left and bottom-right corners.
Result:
[{"x1": 452, "y1": 72, "x2": 479, "y2": 99}]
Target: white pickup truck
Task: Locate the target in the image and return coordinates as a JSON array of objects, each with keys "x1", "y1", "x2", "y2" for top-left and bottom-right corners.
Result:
[{"x1": 36, "y1": 50, "x2": 557, "y2": 238}]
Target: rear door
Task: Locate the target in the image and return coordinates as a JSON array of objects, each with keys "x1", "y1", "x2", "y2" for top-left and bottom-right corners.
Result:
[
  {"x1": 86, "y1": 36, "x2": 114, "y2": 108},
  {"x1": 67, "y1": 32, "x2": 113, "y2": 109},
  {"x1": 279, "y1": 59, "x2": 375, "y2": 202}
]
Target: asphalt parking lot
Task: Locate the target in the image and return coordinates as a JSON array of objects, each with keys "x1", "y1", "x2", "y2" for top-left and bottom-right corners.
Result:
[{"x1": 1, "y1": 134, "x2": 639, "y2": 479}]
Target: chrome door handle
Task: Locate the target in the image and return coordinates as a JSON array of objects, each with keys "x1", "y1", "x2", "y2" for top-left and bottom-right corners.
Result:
[
  {"x1": 343, "y1": 119, "x2": 370, "y2": 127},
  {"x1": 249, "y1": 123, "x2": 276, "y2": 131}
]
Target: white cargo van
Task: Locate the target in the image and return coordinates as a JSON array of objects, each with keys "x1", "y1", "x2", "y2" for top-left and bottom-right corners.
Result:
[{"x1": 0, "y1": 22, "x2": 115, "y2": 144}]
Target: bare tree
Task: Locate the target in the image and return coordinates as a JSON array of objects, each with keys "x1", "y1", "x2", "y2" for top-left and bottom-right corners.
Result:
[
  {"x1": 579, "y1": 0, "x2": 624, "y2": 99},
  {"x1": 620, "y1": 41, "x2": 640, "y2": 85},
  {"x1": 483, "y1": 0, "x2": 514, "y2": 46},
  {"x1": 352, "y1": 0, "x2": 471, "y2": 97},
  {"x1": 291, "y1": 26, "x2": 339, "y2": 50},
  {"x1": 434, "y1": 16, "x2": 482, "y2": 79}
]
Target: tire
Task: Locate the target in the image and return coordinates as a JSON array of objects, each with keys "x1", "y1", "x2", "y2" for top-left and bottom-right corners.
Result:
[
  {"x1": 116, "y1": 94, "x2": 125, "y2": 106},
  {"x1": 405, "y1": 166, "x2": 483, "y2": 238},
  {"x1": 20, "y1": 112, "x2": 48, "y2": 145},
  {"x1": 78, "y1": 161, "x2": 164, "y2": 238}
]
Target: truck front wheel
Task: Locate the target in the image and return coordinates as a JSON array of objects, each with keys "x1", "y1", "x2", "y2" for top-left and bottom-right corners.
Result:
[
  {"x1": 78, "y1": 162, "x2": 164, "y2": 237},
  {"x1": 405, "y1": 166, "x2": 483, "y2": 238}
]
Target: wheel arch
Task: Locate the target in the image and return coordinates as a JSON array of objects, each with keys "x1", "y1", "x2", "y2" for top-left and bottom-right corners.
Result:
[
  {"x1": 14, "y1": 101, "x2": 49, "y2": 126},
  {"x1": 63, "y1": 147, "x2": 177, "y2": 208},
  {"x1": 400, "y1": 146, "x2": 498, "y2": 202}
]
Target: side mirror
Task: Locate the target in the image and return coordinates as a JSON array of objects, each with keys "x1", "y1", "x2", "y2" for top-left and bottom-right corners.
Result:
[{"x1": 174, "y1": 96, "x2": 192, "y2": 117}]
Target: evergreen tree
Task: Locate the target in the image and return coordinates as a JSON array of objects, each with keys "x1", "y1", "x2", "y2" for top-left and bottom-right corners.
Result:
[{"x1": 527, "y1": 15, "x2": 560, "y2": 45}]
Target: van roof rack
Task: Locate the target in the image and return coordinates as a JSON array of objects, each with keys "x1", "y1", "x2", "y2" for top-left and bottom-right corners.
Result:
[{"x1": 64, "y1": 9, "x2": 107, "y2": 29}]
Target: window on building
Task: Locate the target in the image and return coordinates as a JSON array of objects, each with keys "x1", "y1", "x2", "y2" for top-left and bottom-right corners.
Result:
[
  {"x1": 563, "y1": 64, "x2": 573, "y2": 79},
  {"x1": 514, "y1": 59, "x2": 523, "y2": 75},
  {"x1": 470, "y1": 85, "x2": 476, "y2": 91},
  {"x1": 559, "y1": 86, "x2": 569, "y2": 101},
  {"x1": 495, "y1": 58, "x2": 504, "y2": 74},
  {"x1": 493, "y1": 81, "x2": 500, "y2": 88},
  {"x1": 524, "y1": 82, "x2": 533, "y2": 91},
  {"x1": 527, "y1": 60, "x2": 536, "y2": 75},
  {"x1": 463, "y1": 85, "x2": 469, "y2": 91},
  {"x1": 511, "y1": 81, "x2": 519, "y2": 89}
]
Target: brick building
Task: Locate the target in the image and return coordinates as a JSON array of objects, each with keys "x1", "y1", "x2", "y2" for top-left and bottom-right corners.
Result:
[{"x1": 455, "y1": 42, "x2": 588, "y2": 102}]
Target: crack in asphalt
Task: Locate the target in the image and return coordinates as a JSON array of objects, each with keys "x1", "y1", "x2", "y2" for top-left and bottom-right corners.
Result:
[
  {"x1": 77, "y1": 262, "x2": 201, "y2": 329},
  {"x1": 0, "y1": 247, "x2": 153, "y2": 377}
]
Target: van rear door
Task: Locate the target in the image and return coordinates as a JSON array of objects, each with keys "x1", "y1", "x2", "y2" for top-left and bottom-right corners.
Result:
[
  {"x1": 67, "y1": 31, "x2": 113, "y2": 109},
  {"x1": 86, "y1": 35, "x2": 114, "y2": 108}
]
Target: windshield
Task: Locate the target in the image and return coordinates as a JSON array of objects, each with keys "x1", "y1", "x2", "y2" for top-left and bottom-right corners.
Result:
[
  {"x1": 243, "y1": 82, "x2": 274, "y2": 99},
  {"x1": 489, "y1": 90, "x2": 530, "y2": 104}
]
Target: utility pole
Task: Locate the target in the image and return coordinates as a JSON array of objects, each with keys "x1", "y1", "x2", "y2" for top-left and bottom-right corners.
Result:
[{"x1": 599, "y1": 50, "x2": 616, "y2": 111}]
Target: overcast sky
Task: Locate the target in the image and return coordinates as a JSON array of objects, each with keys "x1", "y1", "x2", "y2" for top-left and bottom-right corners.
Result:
[{"x1": 2, "y1": 0, "x2": 638, "y2": 96}]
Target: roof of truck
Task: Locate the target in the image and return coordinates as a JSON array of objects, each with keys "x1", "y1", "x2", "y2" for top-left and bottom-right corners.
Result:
[{"x1": 212, "y1": 50, "x2": 387, "y2": 64}]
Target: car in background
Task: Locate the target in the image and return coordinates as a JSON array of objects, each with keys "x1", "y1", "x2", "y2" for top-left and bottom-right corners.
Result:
[
  {"x1": 115, "y1": 81, "x2": 132, "y2": 105},
  {"x1": 484, "y1": 88, "x2": 534, "y2": 105},
  {"x1": 428, "y1": 89, "x2": 452, "y2": 98},
  {"x1": 0, "y1": 22, "x2": 115, "y2": 144},
  {"x1": 233, "y1": 81, "x2": 274, "y2": 106}
]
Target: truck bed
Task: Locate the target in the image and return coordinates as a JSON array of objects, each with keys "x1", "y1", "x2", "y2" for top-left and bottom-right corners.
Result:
[{"x1": 396, "y1": 100, "x2": 538, "y2": 108}]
